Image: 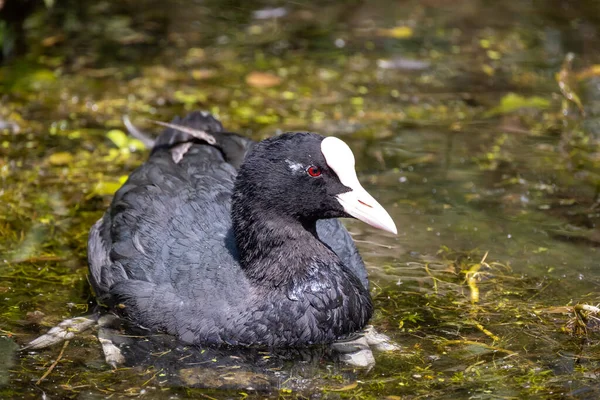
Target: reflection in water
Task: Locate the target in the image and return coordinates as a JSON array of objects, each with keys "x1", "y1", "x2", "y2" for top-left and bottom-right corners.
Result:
[
  {"x1": 100, "y1": 320, "x2": 337, "y2": 391},
  {"x1": 24, "y1": 313, "x2": 400, "y2": 392},
  {"x1": 31, "y1": 313, "x2": 393, "y2": 391}
]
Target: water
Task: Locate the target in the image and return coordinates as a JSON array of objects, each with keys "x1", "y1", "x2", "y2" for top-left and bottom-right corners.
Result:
[{"x1": 1, "y1": 0, "x2": 600, "y2": 398}]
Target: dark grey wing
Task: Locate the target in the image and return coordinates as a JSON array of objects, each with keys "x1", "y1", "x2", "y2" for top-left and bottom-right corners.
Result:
[
  {"x1": 214, "y1": 132, "x2": 256, "y2": 169},
  {"x1": 316, "y1": 219, "x2": 368, "y2": 290},
  {"x1": 90, "y1": 111, "x2": 231, "y2": 297},
  {"x1": 88, "y1": 216, "x2": 115, "y2": 297},
  {"x1": 151, "y1": 111, "x2": 255, "y2": 170},
  {"x1": 88, "y1": 145, "x2": 256, "y2": 343},
  {"x1": 89, "y1": 145, "x2": 239, "y2": 293}
]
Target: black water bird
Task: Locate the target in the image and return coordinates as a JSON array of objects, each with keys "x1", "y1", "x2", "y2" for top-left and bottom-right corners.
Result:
[{"x1": 88, "y1": 112, "x2": 396, "y2": 347}]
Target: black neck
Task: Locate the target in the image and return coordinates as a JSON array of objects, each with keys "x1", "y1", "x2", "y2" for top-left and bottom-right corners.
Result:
[
  {"x1": 230, "y1": 178, "x2": 374, "y2": 339},
  {"x1": 231, "y1": 198, "x2": 334, "y2": 286}
]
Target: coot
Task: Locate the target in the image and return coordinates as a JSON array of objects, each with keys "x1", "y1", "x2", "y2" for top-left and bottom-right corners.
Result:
[{"x1": 88, "y1": 112, "x2": 396, "y2": 347}]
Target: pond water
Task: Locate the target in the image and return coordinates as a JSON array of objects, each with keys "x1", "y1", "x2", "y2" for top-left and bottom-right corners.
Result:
[{"x1": 1, "y1": 0, "x2": 600, "y2": 398}]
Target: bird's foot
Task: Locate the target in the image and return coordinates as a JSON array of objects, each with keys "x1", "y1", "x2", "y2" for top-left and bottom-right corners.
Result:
[{"x1": 331, "y1": 325, "x2": 400, "y2": 369}]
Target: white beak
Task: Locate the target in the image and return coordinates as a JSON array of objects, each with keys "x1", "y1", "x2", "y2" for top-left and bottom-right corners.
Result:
[
  {"x1": 336, "y1": 186, "x2": 397, "y2": 234},
  {"x1": 321, "y1": 137, "x2": 397, "y2": 235}
]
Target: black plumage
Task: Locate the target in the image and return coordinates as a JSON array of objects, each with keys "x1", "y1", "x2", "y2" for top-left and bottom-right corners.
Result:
[{"x1": 88, "y1": 112, "x2": 376, "y2": 347}]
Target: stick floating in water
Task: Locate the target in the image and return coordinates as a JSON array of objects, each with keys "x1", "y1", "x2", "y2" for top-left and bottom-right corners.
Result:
[{"x1": 147, "y1": 119, "x2": 217, "y2": 145}]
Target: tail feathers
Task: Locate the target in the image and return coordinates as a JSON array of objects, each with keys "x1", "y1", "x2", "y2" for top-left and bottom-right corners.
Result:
[{"x1": 122, "y1": 111, "x2": 255, "y2": 168}]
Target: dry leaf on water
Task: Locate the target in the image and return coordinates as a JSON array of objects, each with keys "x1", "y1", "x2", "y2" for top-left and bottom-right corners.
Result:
[{"x1": 246, "y1": 72, "x2": 281, "y2": 88}]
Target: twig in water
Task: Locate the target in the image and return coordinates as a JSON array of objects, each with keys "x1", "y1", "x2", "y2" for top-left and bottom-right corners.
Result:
[
  {"x1": 147, "y1": 119, "x2": 217, "y2": 145},
  {"x1": 471, "y1": 321, "x2": 500, "y2": 342},
  {"x1": 36, "y1": 340, "x2": 70, "y2": 385},
  {"x1": 142, "y1": 368, "x2": 164, "y2": 386}
]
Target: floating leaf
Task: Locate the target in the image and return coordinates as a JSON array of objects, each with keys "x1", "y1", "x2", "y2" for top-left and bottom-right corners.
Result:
[
  {"x1": 484, "y1": 93, "x2": 550, "y2": 117},
  {"x1": 246, "y1": 72, "x2": 281, "y2": 88},
  {"x1": 90, "y1": 175, "x2": 128, "y2": 197},
  {"x1": 191, "y1": 69, "x2": 216, "y2": 80},
  {"x1": 253, "y1": 7, "x2": 287, "y2": 20},
  {"x1": 185, "y1": 47, "x2": 206, "y2": 64},
  {"x1": 482, "y1": 64, "x2": 495, "y2": 76},
  {"x1": 377, "y1": 57, "x2": 430, "y2": 71},
  {"x1": 92, "y1": 181, "x2": 122, "y2": 196},
  {"x1": 234, "y1": 106, "x2": 255, "y2": 119},
  {"x1": 377, "y1": 26, "x2": 413, "y2": 39},
  {"x1": 128, "y1": 138, "x2": 146, "y2": 152},
  {"x1": 486, "y1": 50, "x2": 501, "y2": 60},
  {"x1": 174, "y1": 90, "x2": 207, "y2": 106},
  {"x1": 41, "y1": 34, "x2": 65, "y2": 47},
  {"x1": 106, "y1": 129, "x2": 129, "y2": 149},
  {"x1": 47, "y1": 152, "x2": 73, "y2": 166},
  {"x1": 106, "y1": 129, "x2": 145, "y2": 151}
]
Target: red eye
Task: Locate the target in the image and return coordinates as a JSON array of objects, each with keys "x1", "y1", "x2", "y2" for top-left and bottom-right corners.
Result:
[{"x1": 307, "y1": 166, "x2": 322, "y2": 177}]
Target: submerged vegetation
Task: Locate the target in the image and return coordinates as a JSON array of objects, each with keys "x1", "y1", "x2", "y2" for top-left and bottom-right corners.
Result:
[{"x1": 1, "y1": 0, "x2": 600, "y2": 398}]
